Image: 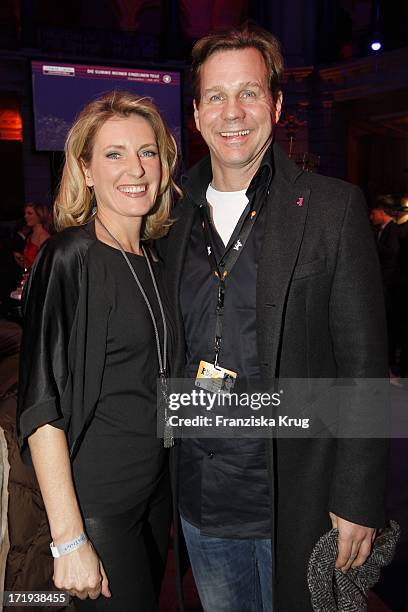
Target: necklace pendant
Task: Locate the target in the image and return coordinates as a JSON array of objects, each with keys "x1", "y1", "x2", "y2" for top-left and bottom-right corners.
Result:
[
  {"x1": 163, "y1": 422, "x2": 174, "y2": 448},
  {"x1": 159, "y1": 372, "x2": 174, "y2": 448}
]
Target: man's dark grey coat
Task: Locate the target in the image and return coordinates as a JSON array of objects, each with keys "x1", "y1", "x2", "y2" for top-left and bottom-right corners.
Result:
[{"x1": 161, "y1": 143, "x2": 389, "y2": 611}]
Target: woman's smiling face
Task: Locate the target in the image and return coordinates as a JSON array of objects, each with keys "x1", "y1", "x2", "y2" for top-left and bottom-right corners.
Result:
[{"x1": 82, "y1": 114, "x2": 162, "y2": 222}]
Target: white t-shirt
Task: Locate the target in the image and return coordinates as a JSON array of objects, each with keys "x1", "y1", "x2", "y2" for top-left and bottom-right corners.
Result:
[{"x1": 206, "y1": 184, "x2": 249, "y2": 246}]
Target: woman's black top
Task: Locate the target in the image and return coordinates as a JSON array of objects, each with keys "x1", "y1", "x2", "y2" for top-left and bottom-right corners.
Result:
[{"x1": 73, "y1": 242, "x2": 168, "y2": 516}]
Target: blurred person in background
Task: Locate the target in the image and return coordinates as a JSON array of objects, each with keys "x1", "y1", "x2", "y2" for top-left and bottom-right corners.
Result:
[
  {"x1": 370, "y1": 206, "x2": 400, "y2": 377},
  {"x1": 395, "y1": 205, "x2": 408, "y2": 382},
  {"x1": 20, "y1": 202, "x2": 51, "y2": 269}
]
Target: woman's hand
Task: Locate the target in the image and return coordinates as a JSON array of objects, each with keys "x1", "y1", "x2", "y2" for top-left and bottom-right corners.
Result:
[
  {"x1": 27, "y1": 426, "x2": 111, "y2": 600},
  {"x1": 13, "y1": 251, "x2": 25, "y2": 268},
  {"x1": 53, "y1": 541, "x2": 111, "y2": 600}
]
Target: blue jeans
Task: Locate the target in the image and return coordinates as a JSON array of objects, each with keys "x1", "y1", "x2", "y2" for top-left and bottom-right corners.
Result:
[{"x1": 181, "y1": 516, "x2": 273, "y2": 612}]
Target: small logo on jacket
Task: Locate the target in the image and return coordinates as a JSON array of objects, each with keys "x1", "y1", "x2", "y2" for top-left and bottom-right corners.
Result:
[{"x1": 297, "y1": 196, "x2": 304, "y2": 207}]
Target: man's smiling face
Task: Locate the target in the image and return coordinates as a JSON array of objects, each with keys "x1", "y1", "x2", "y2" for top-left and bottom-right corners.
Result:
[{"x1": 194, "y1": 47, "x2": 282, "y2": 181}]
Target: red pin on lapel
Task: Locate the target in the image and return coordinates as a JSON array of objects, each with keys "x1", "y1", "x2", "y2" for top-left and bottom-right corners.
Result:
[{"x1": 296, "y1": 196, "x2": 304, "y2": 207}]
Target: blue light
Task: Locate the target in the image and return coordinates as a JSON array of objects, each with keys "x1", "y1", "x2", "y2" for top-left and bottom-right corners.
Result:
[{"x1": 371, "y1": 41, "x2": 382, "y2": 51}]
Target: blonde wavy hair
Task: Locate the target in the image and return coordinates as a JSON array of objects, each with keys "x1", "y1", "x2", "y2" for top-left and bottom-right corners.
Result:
[{"x1": 55, "y1": 90, "x2": 180, "y2": 239}]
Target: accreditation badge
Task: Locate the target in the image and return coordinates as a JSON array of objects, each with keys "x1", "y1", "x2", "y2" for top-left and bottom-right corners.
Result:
[{"x1": 195, "y1": 360, "x2": 237, "y2": 394}]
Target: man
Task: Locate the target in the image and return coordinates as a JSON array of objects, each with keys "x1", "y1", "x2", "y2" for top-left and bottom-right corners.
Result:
[
  {"x1": 162, "y1": 24, "x2": 388, "y2": 611},
  {"x1": 370, "y1": 206, "x2": 400, "y2": 373},
  {"x1": 395, "y1": 206, "x2": 408, "y2": 380},
  {"x1": 370, "y1": 206, "x2": 400, "y2": 286}
]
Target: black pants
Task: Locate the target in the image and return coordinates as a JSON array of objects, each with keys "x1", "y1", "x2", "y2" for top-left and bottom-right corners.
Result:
[{"x1": 74, "y1": 475, "x2": 171, "y2": 612}]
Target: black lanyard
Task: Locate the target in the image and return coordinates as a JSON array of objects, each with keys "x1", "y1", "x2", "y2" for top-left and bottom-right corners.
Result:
[{"x1": 199, "y1": 188, "x2": 266, "y2": 367}]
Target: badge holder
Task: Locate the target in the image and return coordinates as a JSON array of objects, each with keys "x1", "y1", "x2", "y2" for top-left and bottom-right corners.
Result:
[{"x1": 195, "y1": 359, "x2": 237, "y2": 395}]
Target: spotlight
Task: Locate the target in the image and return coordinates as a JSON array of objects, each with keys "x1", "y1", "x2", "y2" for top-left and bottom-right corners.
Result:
[{"x1": 370, "y1": 1, "x2": 382, "y2": 53}]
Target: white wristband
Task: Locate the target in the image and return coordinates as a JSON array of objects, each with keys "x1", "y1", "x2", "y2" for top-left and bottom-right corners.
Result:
[{"x1": 50, "y1": 532, "x2": 88, "y2": 558}]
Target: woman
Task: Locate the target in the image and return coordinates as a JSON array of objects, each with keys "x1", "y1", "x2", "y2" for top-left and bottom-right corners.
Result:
[
  {"x1": 22, "y1": 202, "x2": 51, "y2": 268},
  {"x1": 13, "y1": 203, "x2": 50, "y2": 270},
  {"x1": 17, "y1": 91, "x2": 179, "y2": 610}
]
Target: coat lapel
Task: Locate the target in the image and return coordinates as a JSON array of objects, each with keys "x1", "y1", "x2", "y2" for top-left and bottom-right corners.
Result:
[
  {"x1": 257, "y1": 149, "x2": 311, "y2": 378},
  {"x1": 167, "y1": 204, "x2": 196, "y2": 305},
  {"x1": 166, "y1": 202, "x2": 197, "y2": 374},
  {"x1": 165, "y1": 156, "x2": 212, "y2": 375}
]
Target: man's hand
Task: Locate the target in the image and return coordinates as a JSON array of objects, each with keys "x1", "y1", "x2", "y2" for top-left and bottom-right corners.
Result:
[{"x1": 329, "y1": 512, "x2": 376, "y2": 573}]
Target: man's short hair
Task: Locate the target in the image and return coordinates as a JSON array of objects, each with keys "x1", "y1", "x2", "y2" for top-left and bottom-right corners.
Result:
[{"x1": 191, "y1": 23, "x2": 284, "y2": 106}]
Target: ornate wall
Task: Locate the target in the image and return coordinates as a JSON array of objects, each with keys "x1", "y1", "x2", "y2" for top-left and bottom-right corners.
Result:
[{"x1": 0, "y1": 0, "x2": 408, "y2": 211}]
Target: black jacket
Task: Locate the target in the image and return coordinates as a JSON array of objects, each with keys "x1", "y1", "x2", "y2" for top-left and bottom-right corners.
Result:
[
  {"x1": 161, "y1": 143, "x2": 389, "y2": 611},
  {"x1": 377, "y1": 220, "x2": 400, "y2": 289},
  {"x1": 18, "y1": 221, "x2": 112, "y2": 461}
]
